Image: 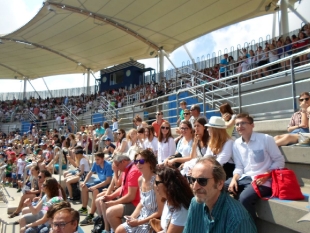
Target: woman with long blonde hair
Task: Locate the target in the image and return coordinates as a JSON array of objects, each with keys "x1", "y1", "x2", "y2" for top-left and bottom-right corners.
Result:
[{"x1": 204, "y1": 116, "x2": 234, "y2": 179}]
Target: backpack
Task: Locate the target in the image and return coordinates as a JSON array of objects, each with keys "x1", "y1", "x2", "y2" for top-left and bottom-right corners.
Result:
[{"x1": 65, "y1": 182, "x2": 81, "y2": 201}]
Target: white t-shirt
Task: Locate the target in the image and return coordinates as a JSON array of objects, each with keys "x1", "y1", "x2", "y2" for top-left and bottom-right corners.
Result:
[
  {"x1": 160, "y1": 202, "x2": 188, "y2": 232},
  {"x1": 204, "y1": 139, "x2": 234, "y2": 165},
  {"x1": 144, "y1": 137, "x2": 158, "y2": 155},
  {"x1": 17, "y1": 159, "x2": 26, "y2": 175},
  {"x1": 157, "y1": 137, "x2": 176, "y2": 163},
  {"x1": 79, "y1": 157, "x2": 90, "y2": 172}
]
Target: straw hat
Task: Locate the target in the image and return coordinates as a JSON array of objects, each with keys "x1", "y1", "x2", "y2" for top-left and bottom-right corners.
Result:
[{"x1": 205, "y1": 116, "x2": 227, "y2": 129}]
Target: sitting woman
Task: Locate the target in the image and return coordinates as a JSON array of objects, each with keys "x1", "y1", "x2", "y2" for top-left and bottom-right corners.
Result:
[
  {"x1": 65, "y1": 147, "x2": 90, "y2": 200},
  {"x1": 115, "y1": 149, "x2": 164, "y2": 233},
  {"x1": 22, "y1": 201, "x2": 85, "y2": 233},
  {"x1": 126, "y1": 129, "x2": 140, "y2": 160},
  {"x1": 274, "y1": 92, "x2": 310, "y2": 146},
  {"x1": 144, "y1": 126, "x2": 158, "y2": 156},
  {"x1": 219, "y1": 103, "x2": 236, "y2": 138},
  {"x1": 112, "y1": 129, "x2": 129, "y2": 158},
  {"x1": 182, "y1": 118, "x2": 209, "y2": 176},
  {"x1": 205, "y1": 116, "x2": 235, "y2": 179},
  {"x1": 155, "y1": 165, "x2": 193, "y2": 233},
  {"x1": 157, "y1": 122, "x2": 176, "y2": 164},
  {"x1": 164, "y1": 121, "x2": 193, "y2": 167},
  {"x1": 19, "y1": 178, "x2": 66, "y2": 232},
  {"x1": 46, "y1": 146, "x2": 68, "y2": 174},
  {"x1": 9, "y1": 165, "x2": 41, "y2": 218}
]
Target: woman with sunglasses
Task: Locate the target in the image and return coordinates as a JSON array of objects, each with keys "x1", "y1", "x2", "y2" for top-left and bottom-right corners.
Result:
[
  {"x1": 115, "y1": 150, "x2": 164, "y2": 233},
  {"x1": 164, "y1": 121, "x2": 193, "y2": 167},
  {"x1": 182, "y1": 118, "x2": 209, "y2": 176},
  {"x1": 112, "y1": 129, "x2": 129, "y2": 157},
  {"x1": 155, "y1": 165, "x2": 193, "y2": 233},
  {"x1": 19, "y1": 178, "x2": 66, "y2": 233},
  {"x1": 274, "y1": 91, "x2": 310, "y2": 146},
  {"x1": 158, "y1": 122, "x2": 176, "y2": 164},
  {"x1": 204, "y1": 116, "x2": 234, "y2": 179},
  {"x1": 144, "y1": 126, "x2": 158, "y2": 157}
]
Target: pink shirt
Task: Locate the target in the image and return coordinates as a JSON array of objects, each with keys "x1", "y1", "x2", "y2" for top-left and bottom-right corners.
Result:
[{"x1": 121, "y1": 163, "x2": 141, "y2": 206}]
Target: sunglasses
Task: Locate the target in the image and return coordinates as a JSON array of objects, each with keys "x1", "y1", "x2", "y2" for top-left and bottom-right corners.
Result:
[
  {"x1": 180, "y1": 127, "x2": 189, "y2": 131},
  {"x1": 133, "y1": 159, "x2": 145, "y2": 164},
  {"x1": 299, "y1": 98, "x2": 309, "y2": 102},
  {"x1": 117, "y1": 133, "x2": 121, "y2": 135},
  {"x1": 161, "y1": 127, "x2": 170, "y2": 130},
  {"x1": 155, "y1": 180, "x2": 164, "y2": 186},
  {"x1": 187, "y1": 176, "x2": 213, "y2": 186},
  {"x1": 184, "y1": 113, "x2": 190, "y2": 115}
]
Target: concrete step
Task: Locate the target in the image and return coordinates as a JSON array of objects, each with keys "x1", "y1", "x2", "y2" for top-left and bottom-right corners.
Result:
[
  {"x1": 257, "y1": 186, "x2": 310, "y2": 233},
  {"x1": 280, "y1": 146, "x2": 310, "y2": 186}
]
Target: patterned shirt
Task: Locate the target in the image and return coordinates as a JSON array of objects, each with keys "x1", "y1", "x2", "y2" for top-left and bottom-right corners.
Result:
[
  {"x1": 288, "y1": 111, "x2": 310, "y2": 128},
  {"x1": 182, "y1": 192, "x2": 257, "y2": 233}
]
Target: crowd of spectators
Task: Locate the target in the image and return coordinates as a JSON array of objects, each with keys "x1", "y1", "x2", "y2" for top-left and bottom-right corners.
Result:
[{"x1": 0, "y1": 87, "x2": 309, "y2": 233}]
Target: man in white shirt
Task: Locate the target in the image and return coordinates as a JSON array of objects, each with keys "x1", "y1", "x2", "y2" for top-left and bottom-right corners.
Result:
[
  {"x1": 225, "y1": 113, "x2": 285, "y2": 219},
  {"x1": 189, "y1": 104, "x2": 207, "y2": 127}
]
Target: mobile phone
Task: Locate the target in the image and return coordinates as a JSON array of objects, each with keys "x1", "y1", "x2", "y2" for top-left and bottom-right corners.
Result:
[{"x1": 124, "y1": 216, "x2": 132, "y2": 220}]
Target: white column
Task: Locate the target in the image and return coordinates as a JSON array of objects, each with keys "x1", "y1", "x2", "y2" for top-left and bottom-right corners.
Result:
[
  {"x1": 159, "y1": 49, "x2": 164, "y2": 83},
  {"x1": 87, "y1": 68, "x2": 90, "y2": 95},
  {"x1": 23, "y1": 78, "x2": 27, "y2": 100},
  {"x1": 280, "y1": 0, "x2": 289, "y2": 36},
  {"x1": 272, "y1": 12, "x2": 277, "y2": 38}
]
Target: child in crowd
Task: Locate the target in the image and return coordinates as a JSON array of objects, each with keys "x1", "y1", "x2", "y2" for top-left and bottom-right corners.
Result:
[
  {"x1": 16, "y1": 154, "x2": 27, "y2": 192},
  {"x1": 5, "y1": 159, "x2": 13, "y2": 185}
]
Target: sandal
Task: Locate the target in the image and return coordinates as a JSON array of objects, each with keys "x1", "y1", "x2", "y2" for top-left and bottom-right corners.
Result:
[{"x1": 8, "y1": 212, "x2": 19, "y2": 218}]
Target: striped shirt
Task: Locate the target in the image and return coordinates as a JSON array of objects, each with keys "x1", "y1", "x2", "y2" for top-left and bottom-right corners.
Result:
[{"x1": 182, "y1": 192, "x2": 257, "y2": 233}]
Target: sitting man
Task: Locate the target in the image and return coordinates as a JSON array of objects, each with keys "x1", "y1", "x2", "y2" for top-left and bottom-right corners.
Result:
[
  {"x1": 79, "y1": 152, "x2": 112, "y2": 225},
  {"x1": 225, "y1": 113, "x2": 285, "y2": 219},
  {"x1": 183, "y1": 156, "x2": 257, "y2": 233},
  {"x1": 51, "y1": 207, "x2": 80, "y2": 233},
  {"x1": 274, "y1": 91, "x2": 310, "y2": 146},
  {"x1": 101, "y1": 155, "x2": 141, "y2": 233},
  {"x1": 102, "y1": 137, "x2": 115, "y2": 157}
]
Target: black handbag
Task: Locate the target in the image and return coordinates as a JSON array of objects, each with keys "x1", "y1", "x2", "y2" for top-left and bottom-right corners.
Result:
[{"x1": 168, "y1": 152, "x2": 182, "y2": 168}]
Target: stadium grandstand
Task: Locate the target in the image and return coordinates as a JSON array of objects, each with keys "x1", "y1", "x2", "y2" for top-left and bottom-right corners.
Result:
[{"x1": 0, "y1": 0, "x2": 310, "y2": 232}]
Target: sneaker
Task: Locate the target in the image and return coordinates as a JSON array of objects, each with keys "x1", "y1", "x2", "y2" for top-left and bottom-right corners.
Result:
[
  {"x1": 78, "y1": 208, "x2": 88, "y2": 216},
  {"x1": 92, "y1": 215, "x2": 102, "y2": 223},
  {"x1": 17, "y1": 189, "x2": 22, "y2": 193},
  {"x1": 80, "y1": 215, "x2": 93, "y2": 226}
]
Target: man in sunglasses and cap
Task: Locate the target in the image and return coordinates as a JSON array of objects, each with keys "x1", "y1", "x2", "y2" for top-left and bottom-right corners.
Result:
[{"x1": 183, "y1": 156, "x2": 257, "y2": 233}]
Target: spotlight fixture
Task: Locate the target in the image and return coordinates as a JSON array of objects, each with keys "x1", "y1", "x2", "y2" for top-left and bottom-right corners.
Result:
[
  {"x1": 265, "y1": 2, "x2": 272, "y2": 12},
  {"x1": 150, "y1": 51, "x2": 155, "y2": 56},
  {"x1": 48, "y1": 5, "x2": 55, "y2": 11}
]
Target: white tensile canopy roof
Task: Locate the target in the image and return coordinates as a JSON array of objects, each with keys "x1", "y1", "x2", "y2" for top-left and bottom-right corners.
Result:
[{"x1": 0, "y1": 0, "x2": 285, "y2": 80}]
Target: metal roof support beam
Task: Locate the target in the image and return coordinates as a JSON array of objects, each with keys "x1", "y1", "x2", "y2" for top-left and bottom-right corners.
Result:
[
  {"x1": 42, "y1": 77, "x2": 53, "y2": 98},
  {"x1": 183, "y1": 45, "x2": 197, "y2": 70},
  {"x1": 27, "y1": 79, "x2": 41, "y2": 99},
  {"x1": 0, "y1": 62, "x2": 26, "y2": 78},
  {"x1": 162, "y1": 51, "x2": 177, "y2": 70},
  {"x1": 47, "y1": 2, "x2": 161, "y2": 51},
  {"x1": 0, "y1": 38, "x2": 88, "y2": 70},
  {"x1": 272, "y1": 12, "x2": 277, "y2": 38},
  {"x1": 286, "y1": 1, "x2": 309, "y2": 24}
]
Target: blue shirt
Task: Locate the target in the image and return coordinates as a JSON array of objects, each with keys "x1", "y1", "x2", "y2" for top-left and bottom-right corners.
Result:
[
  {"x1": 183, "y1": 192, "x2": 257, "y2": 233},
  {"x1": 219, "y1": 58, "x2": 228, "y2": 73},
  {"x1": 91, "y1": 160, "x2": 113, "y2": 182}
]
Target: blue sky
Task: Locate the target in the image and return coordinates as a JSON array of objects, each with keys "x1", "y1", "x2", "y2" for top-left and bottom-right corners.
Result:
[{"x1": 0, "y1": 0, "x2": 309, "y2": 94}]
